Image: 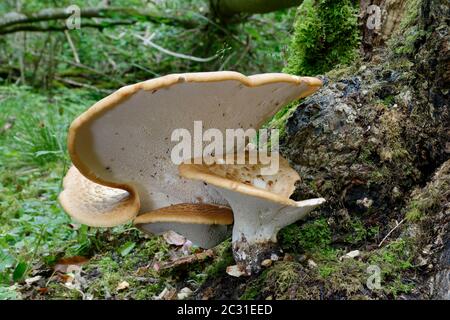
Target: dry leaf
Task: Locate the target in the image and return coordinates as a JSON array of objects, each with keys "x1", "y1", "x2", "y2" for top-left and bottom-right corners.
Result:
[
  {"x1": 159, "y1": 249, "x2": 214, "y2": 270},
  {"x1": 135, "y1": 265, "x2": 149, "y2": 276},
  {"x1": 54, "y1": 256, "x2": 89, "y2": 273},
  {"x1": 25, "y1": 275, "x2": 42, "y2": 285},
  {"x1": 37, "y1": 287, "x2": 49, "y2": 295},
  {"x1": 177, "y1": 287, "x2": 193, "y2": 300},
  {"x1": 116, "y1": 281, "x2": 130, "y2": 291},
  {"x1": 163, "y1": 230, "x2": 186, "y2": 246},
  {"x1": 153, "y1": 262, "x2": 161, "y2": 272}
]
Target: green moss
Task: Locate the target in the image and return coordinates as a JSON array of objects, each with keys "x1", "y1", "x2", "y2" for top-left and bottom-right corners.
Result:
[
  {"x1": 405, "y1": 172, "x2": 448, "y2": 222},
  {"x1": 284, "y1": 0, "x2": 360, "y2": 76},
  {"x1": 263, "y1": 101, "x2": 299, "y2": 139},
  {"x1": 265, "y1": 262, "x2": 299, "y2": 293},
  {"x1": 390, "y1": 0, "x2": 425, "y2": 56},
  {"x1": 279, "y1": 218, "x2": 332, "y2": 252},
  {"x1": 368, "y1": 239, "x2": 414, "y2": 297},
  {"x1": 204, "y1": 239, "x2": 233, "y2": 279},
  {"x1": 47, "y1": 283, "x2": 84, "y2": 300},
  {"x1": 382, "y1": 95, "x2": 395, "y2": 107},
  {"x1": 399, "y1": 0, "x2": 422, "y2": 30},
  {"x1": 405, "y1": 203, "x2": 423, "y2": 222},
  {"x1": 342, "y1": 217, "x2": 380, "y2": 245},
  {"x1": 318, "y1": 265, "x2": 335, "y2": 278}
]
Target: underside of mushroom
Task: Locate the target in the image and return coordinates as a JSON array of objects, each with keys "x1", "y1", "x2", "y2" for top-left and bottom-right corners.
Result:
[
  {"x1": 179, "y1": 152, "x2": 326, "y2": 275},
  {"x1": 133, "y1": 203, "x2": 233, "y2": 248}
]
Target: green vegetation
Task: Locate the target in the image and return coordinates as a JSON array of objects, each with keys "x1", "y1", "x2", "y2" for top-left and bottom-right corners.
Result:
[
  {"x1": 279, "y1": 218, "x2": 332, "y2": 252},
  {"x1": 345, "y1": 218, "x2": 379, "y2": 245},
  {"x1": 284, "y1": 0, "x2": 360, "y2": 76},
  {"x1": 0, "y1": 1, "x2": 296, "y2": 89}
]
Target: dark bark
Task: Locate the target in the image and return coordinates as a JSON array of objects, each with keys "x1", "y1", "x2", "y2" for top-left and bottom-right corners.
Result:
[
  {"x1": 280, "y1": 0, "x2": 449, "y2": 298},
  {"x1": 359, "y1": 0, "x2": 410, "y2": 59}
]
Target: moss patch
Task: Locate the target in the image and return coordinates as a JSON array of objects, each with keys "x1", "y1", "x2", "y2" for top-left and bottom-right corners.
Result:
[{"x1": 284, "y1": 0, "x2": 360, "y2": 76}]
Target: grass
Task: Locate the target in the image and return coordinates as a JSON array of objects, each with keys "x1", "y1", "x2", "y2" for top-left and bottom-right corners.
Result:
[
  {"x1": 0, "y1": 86, "x2": 153, "y2": 298},
  {"x1": 0, "y1": 86, "x2": 92, "y2": 295},
  {"x1": 0, "y1": 86, "x2": 233, "y2": 299}
]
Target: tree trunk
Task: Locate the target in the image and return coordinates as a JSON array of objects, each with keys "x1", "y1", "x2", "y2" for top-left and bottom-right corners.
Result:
[
  {"x1": 359, "y1": 0, "x2": 410, "y2": 59},
  {"x1": 197, "y1": 0, "x2": 450, "y2": 299}
]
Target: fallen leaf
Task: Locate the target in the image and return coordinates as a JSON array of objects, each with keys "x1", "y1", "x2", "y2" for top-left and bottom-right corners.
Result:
[
  {"x1": 25, "y1": 275, "x2": 42, "y2": 285},
  {"x1": 135, "y1": 265, "x2": 149, "y2": 276},
  {"x1": 118, "y1": 241, "x2": 136, "y2": 256},
  {"x1": 261, "y1": 259, "x2": 272, "y2": 267},
  {"x1": 54, "y1": 256, "x2": 89, "y2": 273},
  {"x1": 201, "y1": 287, "x2": 214, "y2": 300},
  {"x1": 163, "y1": 230, "x2": 186, "y2": 246},
  {"x1": 116, "y1": 281, "x2": 130, "y2": 291},
  {"x1": 163, "y1": 288, "x2": 177, "y2": 300},
  {"x1": 159, "y1": 249, "x2": 214, "y2": 270},
  {"x1": 154, "y1": 287, "x2": 177, "y2": 300},
  {"x1": 37, "y1": 287, "x2": 48, "y2": 295}
]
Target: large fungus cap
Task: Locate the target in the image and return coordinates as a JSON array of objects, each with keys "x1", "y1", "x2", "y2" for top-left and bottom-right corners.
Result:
[
  {"x1": 65, "y1": 71, "x2": 322, "y2": 219},
  {"x1": 59, "y1": 166, "x2": 139, "y2": 227},
  {"x1": 179, "y1": 152, "x2": 325, "y2": 274},
  {"x1": 133, "y1": 203, "x2": 233, "y2": 248}
]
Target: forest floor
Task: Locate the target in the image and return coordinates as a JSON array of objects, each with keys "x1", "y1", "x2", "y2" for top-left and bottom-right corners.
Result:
[{"x1": 0, "y1": 86, "x2": 414, "y2": 300}]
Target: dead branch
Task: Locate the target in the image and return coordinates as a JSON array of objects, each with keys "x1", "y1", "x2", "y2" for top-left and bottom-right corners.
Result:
[
  {"x1": 0, "y1": 7, "x2": 198, "y2": 35},
  {"x1": 134, "y1": 34, "x2": 219, "y2": 62}
]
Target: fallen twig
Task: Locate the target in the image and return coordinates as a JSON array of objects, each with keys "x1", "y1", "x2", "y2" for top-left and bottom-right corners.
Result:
[
  {"x1": 158, "y1": 249, "x2": 215, "y2": 270},
  {"x1": 378, "y1": 218, "x2": 405, "y2": 247},
  {"x1": 135, "y1": 34, "x2": 219, "y2": 63}
]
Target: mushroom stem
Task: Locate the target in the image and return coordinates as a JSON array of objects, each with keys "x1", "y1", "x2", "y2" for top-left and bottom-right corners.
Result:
[{"x1": 214, "y1": 186, "x2": 325, "y2": 275}]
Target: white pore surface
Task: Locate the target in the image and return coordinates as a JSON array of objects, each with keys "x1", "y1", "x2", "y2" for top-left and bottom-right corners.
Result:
[
  {"x1": 213, "y1": 186, "x2": 326, "y2": 244},
  {"x1": 139, "y1": 222, "x2": 231, "y2": 249},
  {"x1": 74, "y1": 79, "x2": 310, "y2": 212}
]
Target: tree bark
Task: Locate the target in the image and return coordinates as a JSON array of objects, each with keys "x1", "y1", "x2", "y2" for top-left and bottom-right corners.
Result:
[{"x1": 359, "y1": 0, "x2": 410, "y2": 59}]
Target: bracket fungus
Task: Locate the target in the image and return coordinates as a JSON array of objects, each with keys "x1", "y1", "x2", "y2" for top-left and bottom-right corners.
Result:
[
  {"x1": 59, "y1": 71, "x2": 322, "y2": 251},
  {"x1": 179, "y1": 153, "x2": 326, "y2": 275},
  {"x1": 134, "y1": 203, "x2": 233, "y2": 249},
  {"x1": 59, "y1": 166, "x2": 139, "y2": 227}
]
